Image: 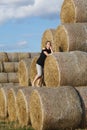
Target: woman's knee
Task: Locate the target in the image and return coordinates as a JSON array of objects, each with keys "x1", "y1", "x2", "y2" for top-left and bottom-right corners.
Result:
[{"x1": 37, "y1": 72, "x2": 42, "y2": 77}]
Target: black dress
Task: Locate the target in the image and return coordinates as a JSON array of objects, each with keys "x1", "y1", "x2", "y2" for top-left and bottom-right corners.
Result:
[{"x1": 37, "y1": 48, "x2": 51, "y2": 68}]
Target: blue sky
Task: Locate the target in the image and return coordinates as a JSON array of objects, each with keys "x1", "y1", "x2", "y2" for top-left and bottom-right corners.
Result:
[{"x1": 0, "y1": 0, "x2": 63, "y2": 52}]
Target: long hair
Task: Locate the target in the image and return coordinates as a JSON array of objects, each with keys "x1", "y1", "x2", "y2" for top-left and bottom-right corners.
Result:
[{"x1": 45, "y1": 41, "x2": 52, "y2": 46}]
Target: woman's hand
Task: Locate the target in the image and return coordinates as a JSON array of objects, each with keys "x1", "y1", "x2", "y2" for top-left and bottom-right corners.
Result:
[{"x1": 50, "y1": 46, "x2": 53, "y2": 54}]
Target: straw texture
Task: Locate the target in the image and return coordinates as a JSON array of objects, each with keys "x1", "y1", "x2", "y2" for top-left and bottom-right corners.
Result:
[
  {"x1": 41, "y1": 29, "x2": 55, "y2": 51},
  {"x1": 16, "y1": 88, "x2": 33, "y2": 127},
  {"x1": 0, "y1": 52, "x2": 8, "y2": 62},
  {"x1": 7, "y1": 86, "x2": 22, "y2": 122},
  {"x1": 54, "y1": 23, "x2": 87, "y2": 52},
  {"x1": 18, "y1": 53, "x2": 31, "y2": 61},
  {"x1": 0, "y1": 86, "x2": 12, "y2": 119},
  {"x1": 3, "y1": 62, "x2": 18, "y2": 72},
  {"x1": 30, "y1": 86, "x2": 82, "y2": 130},
  {"x1": 18, "y1": 59, "x2": 32, "y2": 86},
  {"x1": 61, "y1": 0, "x2": 87, "y2": 23},
  {"x1": 0, "y1": 73, "x2": 8, "y2": 83},
  {"x1": 7, "y1": 53, "x2": 19, "y2": 62},
  {"x1": 44, "y1": 51, "x2": 87, "y2": 87},
  {"x1": 76, "y1": 87, "x2": 87, "y2": 128},
  {"x1": 8, "y1": 73, "x2": 19, "y2": 83}
]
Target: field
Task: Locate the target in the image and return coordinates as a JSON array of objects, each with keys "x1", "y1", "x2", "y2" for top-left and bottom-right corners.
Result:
[
  {"x1": 0, "y1": 121, "x2": 34, "y2": 130},
  {"x1": 0, "y1": 120, "x2": 86, "y2": 130}
]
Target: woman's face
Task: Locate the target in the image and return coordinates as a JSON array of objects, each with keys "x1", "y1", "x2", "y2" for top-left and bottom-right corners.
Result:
[{"x1": 46, "y1": 42, "x2": 51, "y2": 49}]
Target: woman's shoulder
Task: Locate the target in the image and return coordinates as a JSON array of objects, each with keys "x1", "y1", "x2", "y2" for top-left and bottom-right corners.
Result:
[{"x1": 42, "y1": 48, "x2": 46, "y2": 51}]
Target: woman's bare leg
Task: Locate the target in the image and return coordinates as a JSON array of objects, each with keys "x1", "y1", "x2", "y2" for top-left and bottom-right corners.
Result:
[
  {"x1": 32, "y1": 74, "x2": 41, "y2": 86},
  {"x1": 36, "y1": 77, "x2": 42, "y2": 87}
]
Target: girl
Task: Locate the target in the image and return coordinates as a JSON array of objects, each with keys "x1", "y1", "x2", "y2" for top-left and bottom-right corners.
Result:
[{"x1": 32, "y1": 41, "x2": 53, "y2": 87}]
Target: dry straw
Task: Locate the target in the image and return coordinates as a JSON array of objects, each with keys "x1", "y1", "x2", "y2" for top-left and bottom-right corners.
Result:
[
  {"x1": 30, "y1": 53, "x2": 40, "y2": 58},
  {"x1": 0, "y1": 73, "x2": 8, "y2": 83},
  {"x1": 18, "y1": 52, "x2": 31, "y2": 61},
  {"x1": 41, "y1": 29, "x2": 55, "y2": 51},
  {"x1": 44, "y1": 51, "x2": 87, "y2": 87},
  {"x1": 18, "y1": 59, "x2": 32, "y2": 86},
  {"x1": 7, "y1": 86, "x2": 22, "y2": 122},
  {"x1": 16, "y1": 87, "x2": 33, "y2": 127},
  {"x1": 0, "y1": 52, "x2": 8, "y2": 62},
  {"x1": 30, "y1": 86, "x2": 82, "y2": 130},
  {"x1": 7, "y1": 53, "x2": 19, "y2": 62},
  {"x1": 0, "y1": 86, "x2": 12, "y2": 119},
  {"x1": 60, "y1": 0, "x2": 87, "y2": 23},
  {"x1": 0, "y1": 62, "x2": 3, "y2": 72},
  {"x1": 30, "y1": 56, "x2": 38, "y2": 86},
  {"x1": 76, "y1": 87, "x2": 87, "y2": 128},
  {"x1": 54, "y1": 23, "x2": 87, "y2": 52},
  {"x1": 0, "y1": 83, "x2": 15, "y2": 87},
  {"x1": 8, "y1": 73, "x2": 19, "y2": 83},
  {"x1": 3, "y1": 62, "x2": 18, "y2": 73}
]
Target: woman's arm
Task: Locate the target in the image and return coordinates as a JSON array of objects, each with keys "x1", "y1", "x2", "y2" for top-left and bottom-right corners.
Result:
[
  {"x1": 50, "y1": 46, "x2": 53, "y2": 54},
  {"x1": 43, "y1": 49, "x2": 53, "y2": 56},
  {"x1": 43, "y1": 47, "x2": 53, "y2": 56},
  {"x1": 43, "y1": 51, "x2": 50, "y2": 56}
]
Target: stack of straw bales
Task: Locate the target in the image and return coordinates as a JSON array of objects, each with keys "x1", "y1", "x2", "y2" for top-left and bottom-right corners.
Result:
[
  {"x1": 29, "y1": 86, "x2": 83, "y2": 130},
  {"x1": 0, "y1": 52, "x2": 32, "y2": 85},
  {"x1": 18, "y1": 53, "x2": 40, "y2": 86},
  {"x1": 43, "y1": 0, "x2": 87, "y2": 87},
  {"x1": 54, "y1": 23, "x2": 87, "y2": 52},
  {"x1": 60, "y1": 0, "x2": 87, "y2": 23},
  {"x1": 29, "y1": 0, "x2": 87, "y2": 128},
  {"x1": 44, "y1": 51, "x2": 87, "y2": 87},
  {"x1": 54, "y1": 0, "x2": 87, "y2": 52},
  {"x1": 0, "y1": 0, "x2": 87, "y2": 129}
]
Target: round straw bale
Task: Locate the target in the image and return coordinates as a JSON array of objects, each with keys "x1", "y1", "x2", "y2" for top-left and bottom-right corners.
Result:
[
  {"x1": 0, "y1": 52, "x2": 8, "y2": 62},
  {"x1": 76, "y1": 87, "x2": 87, "y2": 128},
  {"x1": 3, "y1": 62, "x2": 18, "y2": 72},
  {"x1": 14, "y1": 83, "x2": 19, "y2": 86},
  {"x1": 7, "y1": 53, "x2": 18, "y2": 62},
  {"x1": 0, "y1": 86, "x2": 12, "y2": 119},
  {"x1": 0, "y1": 73, "x2": 8, "y2": 83},
  {"x1": 18, "y1": 53, "x2": 31, "y2": 61},
  {"x1": 30, "y1": 86, "x2": 82, "y2": 130},
  {"x1": 30, "y1": 53, "x2": 40, "y2": 59},
  {"x1": 7, "y1": 86, "x2": 22, "y2": 122},
  {"x1": 18, "y1": 59, "x2": 32, "y2": 86},
  {"x1": 54, "y1": 23, "x2": 87, "y2": 52},
  {"x1": 30, "y1": 57, "x2": 38, "y2": 86},
  {"x1": 41, "y1": 29, "x2": 55, "y2": 51},
  {"x1": 0, "y1": 62, "x2": 3, "y2": 72},
  {"x1": 60, "y1": 0, "x2": 87, "y2": 23},
  {"x1": 7, "y1": 73, "x2": 19, "y2": 83},
  {"x1": 0, "y1": 84, "x2": 2, "y2": 87},
  {"x1": 0, "y1": 83, "x2": 15, "y2": 87},
  {"x1": 44, "y1": 51, "x2": 87, "y2": 87},
  {"x1": 16, "y1": 88, "x2": 33, "y2": 127},
  {"x1": 30, "y1": 56, "x2": 43, "y2": 86},
  {"x1": 14, "y1": 62, "x2": 18, "y2": 72}
]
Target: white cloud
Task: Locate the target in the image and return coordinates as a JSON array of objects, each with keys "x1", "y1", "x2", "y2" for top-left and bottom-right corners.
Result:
[
  {"x1": 0, "y1": 0, "x2": 34, "y2": 6},
  {"x1": 17, "y1": 40, "x2": 28, "y2": 46},
  {"x1": 0, "y1": 40, "x2": 28, "y2": 51},
  {"x1": 0, "y1": 0, "x2": 63, "y2": 23}
]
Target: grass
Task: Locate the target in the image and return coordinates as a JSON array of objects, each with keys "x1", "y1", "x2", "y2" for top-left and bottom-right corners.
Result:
[
  {"x1": 0, "y1": 120, "x2": 34, "y2": 130},
  {"x1": 0, "y1": 120, "x2": 86, "y2": 130}
]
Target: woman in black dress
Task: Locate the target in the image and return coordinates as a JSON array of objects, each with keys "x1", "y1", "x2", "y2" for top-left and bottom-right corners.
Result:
[{"x1": 32, "y1": 41, "x2": 53, "y2": 87}]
